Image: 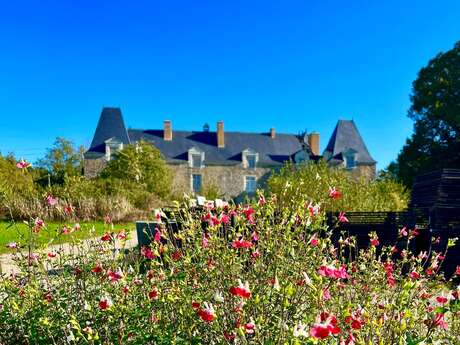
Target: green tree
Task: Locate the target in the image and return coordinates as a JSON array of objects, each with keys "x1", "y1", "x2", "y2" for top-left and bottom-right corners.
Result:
[
  {"x1": 389, "y1": 41, "x2": 460, "y2": 187},
  {"x1": 37, "y1": 137, "x2": 84, "y2": 185},
  {"x1": 100, "y1": 140, "x2": 172, "y2": 198}
]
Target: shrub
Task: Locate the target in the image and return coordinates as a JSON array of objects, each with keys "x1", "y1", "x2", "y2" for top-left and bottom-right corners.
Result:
[
  {"x1": 0, "y1": 192, "x2": 459, "y2": 344},
  {"x1": 268, "y1": 160, "x2": 410, "y2": 212}
]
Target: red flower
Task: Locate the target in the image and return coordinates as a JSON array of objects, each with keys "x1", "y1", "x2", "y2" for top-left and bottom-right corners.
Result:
[
  {"x1": 99, "y1": 297, "x2": 112, "y2": 310},
  {"x1": 171, "y1": 250, "x2": 182, "y2": 261},
  {"x1": 107, "y1": 269, "x2": 123, "y2": 282},
  {"x1": 370, "y1": 238, "x2": 379, "y2": 247},
  {"x1": 310, "y1": 237, "x2": 319, "y2": 247},
  {"x1": 149, "y1": 287, "x2": 159, "y2": 300},
  {"x1": 92, "y1": 262, "x2": 103, "y2": 273},
  {"x1": 64, "y1": 205, "x2": 73, "y2": 214},
  {"x1": 101, "y1": 233, "x2": 111, "y2": 242},
  {"x1": 410, "y1": 271, "x2": 421, "y2": 280},
  {"x1": 436, "y1": 296, "x2": 448, "y2": 304},
  {"x1": 229, "y1": 280, "x2": 251, "y2": 299},
  {"x1": 154, "y1": 229, "x2": 162, "y2": 242},
  {"x1": 329, "y1": 187, "x2": 342, "y2": 200},
  {"x1": 456, "y1": 266, "x2": 460, "y2": 276},
  {"x1": 47, "y1": 251, "x2": 57, "y2": 259},
  {"x1": 232, "y1": 239, "x2": 252, "y2": 249},
  {"x1": 244, "y1": 319, "x2": 256, "y2": 334},
  {"x1": 310, "y1": 313, "x2": 341, "y2": 339},
  {"x1": 141, "y1": 246, "x2": 155, "y2": 260},
  {"x1": 197, "y1": 302, "x2": 215, "y2": 322},
  {"x1": 318, "y1": 265, "x2": 349, "y2": 279}
]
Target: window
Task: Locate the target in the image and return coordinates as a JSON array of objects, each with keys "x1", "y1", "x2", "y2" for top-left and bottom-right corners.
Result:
[
  {"x1": 188, "y1": 147, "x2": 204, "y2": 168},
  {"x1": 247, "y1": 154, "x2": 256, "y2": 169},
  {"x1": 192, "y1": 174, "x2": 202, "y2": 193},
  {"x1": 245, "y1": 176, "x2": 256, "y2": 193},
  {"x1": 191, "y1": 153, "x2": 202, "y2": 168},
  {"x1": 242, "y1": 149, "x2": 258, "y2": 169},
  {"x1": 345, "y1": 154, "x2": 356, "y2": 169},
  {"x1": 105, "y1": 138, "x2": 123, "y2": 161}
]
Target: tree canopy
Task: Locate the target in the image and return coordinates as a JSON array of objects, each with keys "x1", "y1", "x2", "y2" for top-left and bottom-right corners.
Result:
[
  {"x1": 100, "y1": 140, "x2": 172, "y2": 198},
  {"x1": 389, "y1": 41, "x2": 460, "y2": 187}
]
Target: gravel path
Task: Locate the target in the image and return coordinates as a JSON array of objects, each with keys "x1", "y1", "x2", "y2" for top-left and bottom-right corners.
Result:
[{"x1": 0, "y1": 231, "x2": 139, "y2": 275}]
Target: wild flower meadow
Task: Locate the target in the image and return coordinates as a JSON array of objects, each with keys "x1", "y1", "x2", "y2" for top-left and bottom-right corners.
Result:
[{"x1": 0, "y1": 190, "x2": 459, "y2": 344}]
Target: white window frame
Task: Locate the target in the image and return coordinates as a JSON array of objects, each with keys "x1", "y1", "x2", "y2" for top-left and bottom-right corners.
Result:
[
  {"x1": 242, "y1": 149, "x2": 259, "y2": 169},
  {"x1": 244, "y1": 175, "x2": 257, "y2": 194},
  {"x1": 188, "y1": 147, "x2": 205, "y2": 168},
  {"x1": 105, "y1": 138, "x2": 123, "y2": 161}
]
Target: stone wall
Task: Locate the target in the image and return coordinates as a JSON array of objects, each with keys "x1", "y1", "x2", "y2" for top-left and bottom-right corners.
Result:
[
  {"x1": 350, "y1": 164, "x2": 376, "y2": 181},
  {"x1": 171, "y1": 163, "x2": 273, "y2": 199},
  {"x1": 84, "y1": 157, "x2": 107, "y2": 178}
]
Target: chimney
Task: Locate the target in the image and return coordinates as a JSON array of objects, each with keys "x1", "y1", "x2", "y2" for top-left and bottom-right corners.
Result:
[
  {"x1": 308, "y1": 132, "x2": 320, "y2": 156},
  {"x1": 164, "y1": 120, "x2": 172, "y2": 141},
  {"x1": 217, "y1": 121, "x2": 225, "y2": 148},
  {"x1": 270, "y1": 128, "x2": 276, "y2": 139}
]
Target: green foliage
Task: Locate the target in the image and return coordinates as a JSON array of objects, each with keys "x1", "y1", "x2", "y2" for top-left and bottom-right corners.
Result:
[
  {"x1": 199, "y1": 182, "x2": 221, "y2": 200},
  {"x1": 37, "y1": 137, "x2": 84, "y2": 185},
  {"x1": 101, "y1": 140, "x2": 172, "y2": 199},
  {"x1": 390, "y1": 41, "x2": 460, "y2": 187},
  {"x1": 0, "y1": 198, "x2": 459, "y2": 343},
  {"x1": 268, "y1": 160, "x2": 409, "y2": 211}
]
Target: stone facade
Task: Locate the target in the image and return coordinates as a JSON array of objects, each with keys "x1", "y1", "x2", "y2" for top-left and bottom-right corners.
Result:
[
  {"x1": 84, "y1": 157, "x2": 107, "y2": 178},
  {"x1": 350, "y1": 164, "x2": 376, "y2": 181},
  {"x1": 170, "y1": 163, "x2": 273, "y2": 198}
]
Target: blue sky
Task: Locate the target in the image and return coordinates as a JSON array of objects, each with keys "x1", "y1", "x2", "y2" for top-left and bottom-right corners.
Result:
[{"x1": 0, "y1": 0, "x2": 459, "y2": 170}]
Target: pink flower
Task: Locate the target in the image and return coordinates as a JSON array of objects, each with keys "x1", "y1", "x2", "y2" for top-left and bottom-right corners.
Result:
[
  {"x1": 116, "y1": 231, "x2": 127, "y2": 240},
  {"x1": 338, "y1": 212, "x2": 349, "y2": 223},
  {"x1": 322, "y1": 288, "x2": 331, "y2": 300},
  {"x1": 229, "y1": 280, "x2": 251, "y2": 299},
  {"x1": 258, "y1": 195, "x2": 266, "y2": 206},
  {"x1": 310, "y1": 236, "x2": 319, "y2": 247},
  {"x1": 399, "y1": 227, "x2": 408, "y2": 237},
  {"x1": 318, "y1": 264, "x2": 349, "y2": 279},
  {"x1": 154, "y1": 229, "x2": 161, "y2": 242},
  {"x1": 46, "y1": 195, "x2": 57, "y2": 206},
  {"x1": 244, "y1": 319, "x2": 256, "y2": 334},
  {"x1": 202, "y1": 235, "x2": 209, "y2": 248},
  {"x1": 220, "y1": 213, "x2": 230, "y2": 225},
  {"x1": 6, "y1": 242, "x2": 18, "y2": 249},
  {"x1": 251, "y1": 231, "x2": 259, "y2": 242},
  {"x1": 61, "y1": 225, "x2": 71, "y2": 234},
  {"x1": 232, "y1": 239, "x2": 252, "y2": 249},
  {"x1": 329, "y1": 187, "x2": 342, "y2": 200},
  {"x1": 141, "y1": 246, "x2": 155, "y2": 260},
  {"x1": 242, "y1": 207, "x2": 255, "y2": 224},
  {"x1": 434, "y1": 313, "x2": 448, "y2": 329},
  {"x1": 16, "y1": 159, "x2": 31, "y2": 169}
]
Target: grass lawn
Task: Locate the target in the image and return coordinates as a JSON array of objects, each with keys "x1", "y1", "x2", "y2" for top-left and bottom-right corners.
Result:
[{"x1": 0, "y1": 220, "x2": 134, "y2": 254}]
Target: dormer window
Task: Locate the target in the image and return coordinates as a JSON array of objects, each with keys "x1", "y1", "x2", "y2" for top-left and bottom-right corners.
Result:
[
  {"x1": 105, "y1": 138, "x2": 124, "y2": 161},
  {"x1": 188, "y1": 147, "x2": 205, "y2": 168},
  {"x1": 343, "y1": 149, "x2": 357, "y2": 169},
  {"x1": 242, "y1": 149, "x2": 259, "y2": 169}
]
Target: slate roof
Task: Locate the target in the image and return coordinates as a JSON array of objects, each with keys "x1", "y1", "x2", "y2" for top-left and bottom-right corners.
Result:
[
  {"x1": 84, "y1": 107, "x2": 304, "y2": 165},
  {"x1": 85, "y1": 107, "x2": 130, "y2": 158},
  {"x1": 128, "y1": 129, "x2": 303, "y2": 166},
  {"x1": 323, "y1": 120, "x2": 376, "y2": 165}
]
